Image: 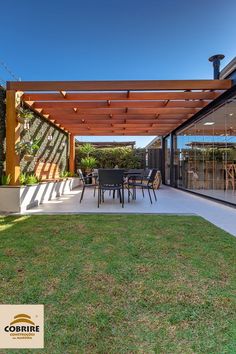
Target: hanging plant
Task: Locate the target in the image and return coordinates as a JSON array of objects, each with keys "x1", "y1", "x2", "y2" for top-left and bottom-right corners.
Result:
[
  {"x1": 17, "y1": 107, "x2": 35, "y2": 126},
  {"x1": 15, "y1": 138, "x2": 41, "y2": 162}
]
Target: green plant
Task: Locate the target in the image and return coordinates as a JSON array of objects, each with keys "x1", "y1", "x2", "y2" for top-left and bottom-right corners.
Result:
[
  {"x1": 18, "y1": 107, "x2": 35, "y2": 120},
  {"x1": 79, "y1": 143, "x2": 95, "y2": 156},
  {"x1": 60, "y1": 171, "x2": 74, "y2": 178},
  {"x1": 77, "y1": 146, "x2": 142, "y2": 169},
  {"x1": 80, "y1": 156, "x2": 97, "y2": 170},
  {"x1": 1, "y1": 174, "x2": 11, "y2": 185},
  {"x1": 15, "y1": 138, "x2": 41, "y2": 156},
  {"x1": 26, "y1": 174, "x2": 40, "y2": 185},
  {"x1": 19, "y1": 172, "x2": 27, "y2": 185},
  {"x1": 19, "y1": 173, "x2": 40, "y2": 185}
]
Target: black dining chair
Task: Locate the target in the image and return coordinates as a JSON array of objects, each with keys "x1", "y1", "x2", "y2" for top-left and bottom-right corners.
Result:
[
  {"x1": 77, "y1": 169, "x2": 97, "y2": 203},
  {"x1": 97, "y1": 169, "x2": 125, "y2": 208},
  {"x1": 128, "y1": 168, "x2": 158, "y2": 204}
]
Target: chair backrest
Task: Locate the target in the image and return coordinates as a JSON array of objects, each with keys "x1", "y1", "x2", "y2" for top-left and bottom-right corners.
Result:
[
  {"x1": 98, "y1": 169, "x2": 124, "y2": 185},
  {"x1": 77, "y1": 169, "x2": 85, "y2": 183},
  {"x1": 147, "y1": 169, "x2": 158, "y2": 184}
]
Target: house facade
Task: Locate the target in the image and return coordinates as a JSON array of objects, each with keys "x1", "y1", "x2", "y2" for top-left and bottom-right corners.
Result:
[{"x1": 162, "y1": 57, "x2": 236, "y2": 206}]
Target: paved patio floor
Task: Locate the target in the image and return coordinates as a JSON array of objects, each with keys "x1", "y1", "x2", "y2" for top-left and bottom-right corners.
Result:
[{"x1": 24, "y1": 185, "x2": 236, "y2": 237}]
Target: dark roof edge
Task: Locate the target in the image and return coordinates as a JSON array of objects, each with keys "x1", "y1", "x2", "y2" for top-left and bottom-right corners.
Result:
[{"x1": 220, "y1": 57, "x2": 236, "y2": 79}]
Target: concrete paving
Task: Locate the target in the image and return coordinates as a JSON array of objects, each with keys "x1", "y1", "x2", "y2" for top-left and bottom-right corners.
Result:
[{"x1": 24, "y1": 185, "x2": 236, "y2": 237}]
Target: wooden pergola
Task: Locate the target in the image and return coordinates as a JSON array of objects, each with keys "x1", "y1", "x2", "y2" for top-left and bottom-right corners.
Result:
[{"x1": 6, "y1": 79, "x2": 232, "y2": 184}]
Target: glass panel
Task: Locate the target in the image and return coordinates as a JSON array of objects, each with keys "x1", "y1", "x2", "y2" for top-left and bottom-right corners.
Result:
[
  {"x1": 175, "y1": 97, "x2": 236, "y2": 205},
  {"x1": 165, "y1": 135, "x2": 171, "y2": 184}
]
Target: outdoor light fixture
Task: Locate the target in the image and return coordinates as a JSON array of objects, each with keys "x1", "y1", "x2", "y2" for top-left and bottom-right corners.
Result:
[
  {"x1": 229, "y1": 113, "x2": 234, "y2": 116},
  {"x1": 203, "y1": 122, "x2": 215, "y2": 126},
  {"x1": 47, "y1": 134, "x2": 53, "y2": 141},
  {"x1": 23, "y1": 121, "x2": 30, "y2": 130}
]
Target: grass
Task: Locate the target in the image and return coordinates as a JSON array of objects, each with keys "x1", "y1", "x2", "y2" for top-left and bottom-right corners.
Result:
[{"x1": 0, "y1": 214, "x2": 236, "y2": 353}]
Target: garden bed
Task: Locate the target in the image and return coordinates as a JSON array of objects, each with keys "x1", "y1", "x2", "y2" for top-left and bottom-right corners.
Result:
[{"x1": 0, "y1": 177, "x2": 81, "y2": 213}]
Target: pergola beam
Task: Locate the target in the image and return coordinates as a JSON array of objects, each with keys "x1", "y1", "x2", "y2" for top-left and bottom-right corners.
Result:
[
  {"x1": 6, "y1": 90, "x2": 20, "y2": 185},
  {"x1": 7, "y1": 79, "x2": 232, "y2": 91}
]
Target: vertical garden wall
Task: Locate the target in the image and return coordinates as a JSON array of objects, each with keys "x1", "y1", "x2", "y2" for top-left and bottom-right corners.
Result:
[
  {"x1": 0, "y1": 86, "x2": 69, "y2": 183},
  {"x1": 20, "y1": 110, "x2": 69, "y2": 177}
]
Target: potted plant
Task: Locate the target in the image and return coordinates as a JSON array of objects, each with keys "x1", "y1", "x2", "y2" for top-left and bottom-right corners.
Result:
[
  {"x1": 80, "y1": 156, "x2": 97, "y2": 175},
  {"x1": 79, "y1": 143, "x2": 97, "y2": 177},
  {"x1": 17, "y1": 107, "x2": 35, "y2": 125},
  {"x1": 15, "y1": 138, "x2": 41, "y2": 162}
]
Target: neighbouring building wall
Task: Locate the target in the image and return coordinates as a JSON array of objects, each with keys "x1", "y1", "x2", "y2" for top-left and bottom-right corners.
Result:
[
  {"x1": 20, "y1": 110, "x2": 69, "y2": 179},
  {"x1": 0, "y1": 87, "x2": 6, "y2": 182}
]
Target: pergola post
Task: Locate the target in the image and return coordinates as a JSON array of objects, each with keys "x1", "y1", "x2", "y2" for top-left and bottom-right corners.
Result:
[
  {"x1": 6, "y1": 90, "x2": 20, "y2": 185},
  {"x1": 69, "y1": 134, "x2": 75, "y2": 174}
]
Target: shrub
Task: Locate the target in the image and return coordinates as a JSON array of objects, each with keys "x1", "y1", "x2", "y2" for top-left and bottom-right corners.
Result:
[
  {"x1": 19, "y1": 173, "x2": 40, "y2": 185},
  {"x1": 1, "y1": 174, "x2": 11, "y2": 185},
  {"x1": 77, "y1": 147, "x2": 143, "y2": 169}
]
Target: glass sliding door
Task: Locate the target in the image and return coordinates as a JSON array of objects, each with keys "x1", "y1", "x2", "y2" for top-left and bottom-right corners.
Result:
[{"x1": 175, "y1": 97, "x2": 236, "y2": 205}]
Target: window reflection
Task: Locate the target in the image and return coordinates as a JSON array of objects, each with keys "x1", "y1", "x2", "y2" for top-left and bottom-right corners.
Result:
[{"x1": 175, "y1": 98, "x2": 236, "y2": 204}]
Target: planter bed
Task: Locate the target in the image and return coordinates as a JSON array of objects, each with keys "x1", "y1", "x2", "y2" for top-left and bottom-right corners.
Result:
[{"x1": 0, "y1": 177, "x2": 81, "y2": 213}]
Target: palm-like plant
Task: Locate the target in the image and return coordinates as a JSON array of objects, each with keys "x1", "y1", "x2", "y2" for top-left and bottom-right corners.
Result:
[{"x1": 79, "y1": 143, "x2": 95, "y2": 156}]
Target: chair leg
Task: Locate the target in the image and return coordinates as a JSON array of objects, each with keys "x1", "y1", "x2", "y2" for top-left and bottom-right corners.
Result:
[
  {"x1": 118, "y1": 189, "x2": 122, "y2": 203},
  {"x1": 80, "y1": 186, "x2": 85, "y2": 203},
  {"x1": 97, "y1": 187, "x2": 100, "y2": 208},
  {"x1": 147, "y1": 187, "x2": 152, "y2": 204},
  {"x1": 122, "y1": 186, "x2": 124, "y2": 208},
  {"x1": 152, "y1": 188, "x2": 157, "y2": 201}
]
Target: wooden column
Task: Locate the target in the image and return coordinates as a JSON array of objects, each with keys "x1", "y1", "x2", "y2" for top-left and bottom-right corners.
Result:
[
  {"x1": 69, "y1": 134, "x2": 75, "y2": 174},
  {"x1": 6, "y1": 90, "x2": 20, "y2": 185}
]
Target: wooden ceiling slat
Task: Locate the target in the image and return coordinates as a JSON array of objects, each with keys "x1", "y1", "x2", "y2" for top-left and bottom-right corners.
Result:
[
  {"x1": 33, "y1": 100, "x2": 208, "y2": 109},
  {"x1": 8, "y1": 79, "x2": 232, "y2": 91},
  {"x1": 22, "y1": 91, "x2": 222, "y2": 101},
  {"x1": 41, "y1": 107, "x2": 199, "y2": 115},
  {"x1": 47, "y1": 114, "x2": 189, "y2": 120},
  {"x1": 49, "y1": 119, "x2": 186, "y2": 125}
]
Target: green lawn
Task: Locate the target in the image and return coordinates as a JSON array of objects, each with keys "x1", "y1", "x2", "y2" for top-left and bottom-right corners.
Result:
[{"x1": 0, "y1": 215, "x2": 236, "y2": 354}]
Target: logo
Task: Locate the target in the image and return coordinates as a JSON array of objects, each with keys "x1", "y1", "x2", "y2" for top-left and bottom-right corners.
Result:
[{"x1": 0, "y1": 305, "x2": 44, "y2": 349}]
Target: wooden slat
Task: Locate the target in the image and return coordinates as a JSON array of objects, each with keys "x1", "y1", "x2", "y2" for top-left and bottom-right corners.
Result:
[
  {"x1": 7, "y1": 79, "x2": 232, "y2": 91},
  {"x1": 41, "y1": 107, "x2": 199, "y2": 115},
  {"x1": 49, "y1": 119, "x2": 186, "y2": 125},
  {"x1": 47, "y1": 114, "x2": 189, "y2": 120},
  {"x1": 22, "y1": 91, "x2": 222, "y2": 101},
  {"x1": 33, "y1": 100, "x2": 208, "y2": 109}
]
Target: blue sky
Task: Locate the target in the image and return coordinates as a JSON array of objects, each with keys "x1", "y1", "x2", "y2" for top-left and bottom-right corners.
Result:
[{"x1": 1, "y1": 0, "x2": 236, "y2": 147}]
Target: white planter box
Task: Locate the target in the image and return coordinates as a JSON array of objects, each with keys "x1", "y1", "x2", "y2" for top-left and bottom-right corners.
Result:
[
  {"x1": 0, "y1": 177, "x2": 82, "y2": 213},
  {"x1": 69, "y1": 177, "x2": 81, "y2": 190}
]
